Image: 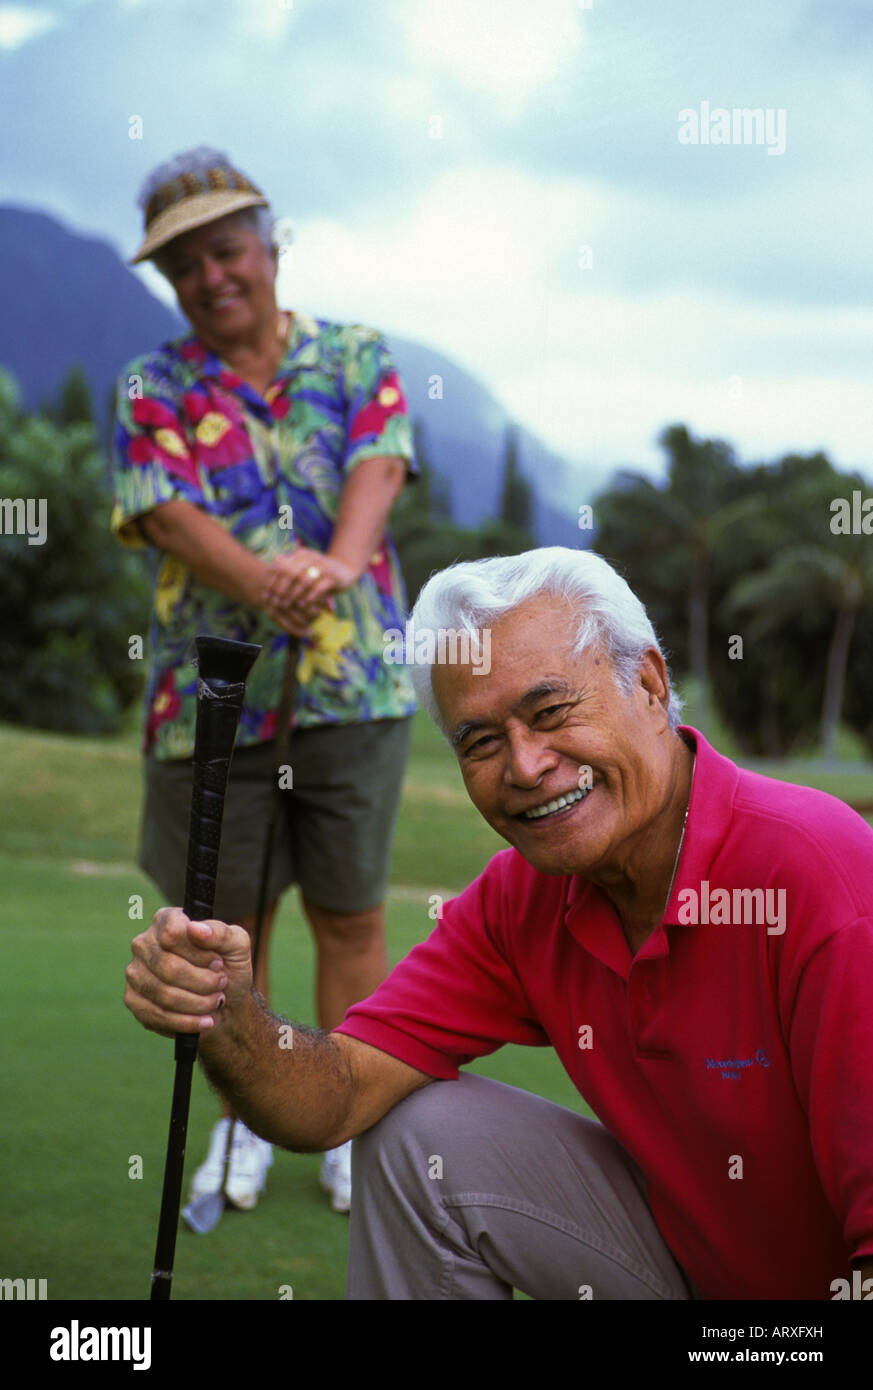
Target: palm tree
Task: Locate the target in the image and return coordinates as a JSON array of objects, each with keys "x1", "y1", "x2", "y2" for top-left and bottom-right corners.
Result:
[
  {"x1": 723, "y1": 460, "x2": 873, "y2": 759},
  {"x1": 726, "y1": 536, "x2": 873, "y2": 760},
  {"x1": 594, "y1": 424, "x2": 743, "y2": 735}
]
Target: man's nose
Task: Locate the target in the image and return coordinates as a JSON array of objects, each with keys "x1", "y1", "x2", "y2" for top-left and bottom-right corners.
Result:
[{"x1": 504, "y1": 725, "x2": 557, "y2": 787}]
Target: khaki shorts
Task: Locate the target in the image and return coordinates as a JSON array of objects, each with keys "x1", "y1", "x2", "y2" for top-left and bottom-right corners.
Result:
[{"x1": 139, "y1": 717, "x2": 413, "y2": 921}]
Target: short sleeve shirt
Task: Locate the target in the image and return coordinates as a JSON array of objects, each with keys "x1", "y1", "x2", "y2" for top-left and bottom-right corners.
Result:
[
  {"x1": 110, "y1": 314, "x2": 418, "y2": 759},
  {"x1": 336, "y1": 728, "x2": 873, "y2": 1299}
]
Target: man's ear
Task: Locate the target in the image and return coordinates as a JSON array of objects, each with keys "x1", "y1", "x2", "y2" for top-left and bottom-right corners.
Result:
[{"x1": 639, "y1": 648, "x2": 671, "y2": 716}]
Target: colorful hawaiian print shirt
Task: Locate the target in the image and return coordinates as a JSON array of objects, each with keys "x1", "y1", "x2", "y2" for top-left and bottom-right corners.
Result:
[{"x1": 110, "y1": 314, "x2": 418, "y2": 760}]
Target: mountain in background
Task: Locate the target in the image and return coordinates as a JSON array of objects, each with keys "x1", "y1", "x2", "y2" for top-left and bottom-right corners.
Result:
[
  {"x1": 0, "y1": 205, "x2": 583, "y2": 545},
  {"x1": 0, "y1": 207, "x2": 184, "y2": 438},
  {"x1": 384, "y1": 335, "x2": 582, "y2": 546}
]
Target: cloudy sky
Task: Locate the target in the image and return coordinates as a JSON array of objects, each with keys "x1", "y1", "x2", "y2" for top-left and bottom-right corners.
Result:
[{"x1": 1, "y1": 0, "x2": 871, "y2": 493}]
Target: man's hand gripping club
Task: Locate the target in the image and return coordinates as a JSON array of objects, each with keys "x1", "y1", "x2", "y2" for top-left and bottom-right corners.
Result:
[
  {"x1": 126, "y1": 907, "x2": 249, "y2": 1039},
  {"x1": 125, "y1": 908, "x2": 433, "y2": 1154}
]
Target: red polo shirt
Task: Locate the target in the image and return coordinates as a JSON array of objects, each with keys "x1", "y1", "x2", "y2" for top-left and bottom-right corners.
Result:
[{"x1": 336, "y1": 727, "x2": 873, "y2": 1299}]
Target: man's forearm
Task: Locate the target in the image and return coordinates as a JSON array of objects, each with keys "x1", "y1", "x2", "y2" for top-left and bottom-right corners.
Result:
[{"x1": 198, "y1": 990, "x2": 356, "y2": 1153}]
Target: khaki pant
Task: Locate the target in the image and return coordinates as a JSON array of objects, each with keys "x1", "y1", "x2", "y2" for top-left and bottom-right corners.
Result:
[{"x1": 347, "y1": 1072, "x2": 700, "y2": 1301}]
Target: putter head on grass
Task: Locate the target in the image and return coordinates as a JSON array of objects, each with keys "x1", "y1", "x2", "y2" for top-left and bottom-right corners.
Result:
[{"x1": 182, "y1": 1192, "x2": 227, "y2": 1235}]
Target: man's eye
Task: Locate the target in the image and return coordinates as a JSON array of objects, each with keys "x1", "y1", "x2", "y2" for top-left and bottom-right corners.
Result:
[
  {"x1": 465, "y1": 734, "x2": 496, "y2": 756},
  {"x1": 537, "y1": 704, "x2": 568, "y2": 721}
]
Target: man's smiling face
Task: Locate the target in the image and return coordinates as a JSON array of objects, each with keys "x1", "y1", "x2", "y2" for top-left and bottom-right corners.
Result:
[{"x1": 432, "y1": 593, "x2": 678, "y2": 880}]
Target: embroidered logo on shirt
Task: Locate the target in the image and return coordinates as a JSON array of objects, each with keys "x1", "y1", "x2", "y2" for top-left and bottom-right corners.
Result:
[{"x1": 705, "y1": 1049, "x2": 771, "y2": 1080}]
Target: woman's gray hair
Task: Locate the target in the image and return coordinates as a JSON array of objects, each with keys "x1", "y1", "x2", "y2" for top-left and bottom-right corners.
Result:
[
  {"x1": 137, "y1": 145, "x2": 279, "y2": 277},
  {"x1": 409, "y1": 546, "x2": 683, "y2": 735}
]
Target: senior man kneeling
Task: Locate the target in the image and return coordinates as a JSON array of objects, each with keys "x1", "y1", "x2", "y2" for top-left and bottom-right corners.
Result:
[{"x1": 125, "y1": 547, "x2": 873, "y2": 1300}]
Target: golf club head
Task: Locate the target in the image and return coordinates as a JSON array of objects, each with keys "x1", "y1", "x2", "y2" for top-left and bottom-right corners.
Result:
[{"x1": 182, "y1": 1192, "x2": 226, "y2": 1235}]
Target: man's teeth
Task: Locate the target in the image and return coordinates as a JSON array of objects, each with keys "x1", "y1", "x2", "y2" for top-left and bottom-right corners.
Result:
[{"x1": 523, "y1": 787, "x2": 590, "y2": 820}]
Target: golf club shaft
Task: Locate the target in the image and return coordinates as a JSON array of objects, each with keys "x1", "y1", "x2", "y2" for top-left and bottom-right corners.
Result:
[
  {"x1": 223, "y1": 640, "x2": 300, "y2": 1187},
  {"x1": 150, "y1": 635, "x2": 260, "y2": 1301},
  {"x1": 252, "y1": 637, "x2": 301, "y2": 942}
]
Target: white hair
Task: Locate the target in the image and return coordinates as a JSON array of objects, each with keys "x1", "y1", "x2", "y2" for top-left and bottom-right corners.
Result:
[
  {"x1": 409, "y1": 547, "x2": 684, "y2": 735},
  {"x1": 137, "y1": 146, "x2": 280, "y2": 274}
]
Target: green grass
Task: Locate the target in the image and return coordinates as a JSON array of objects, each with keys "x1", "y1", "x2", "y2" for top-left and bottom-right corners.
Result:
[
  {"x1": 0, "y1": 712, "x2": 580, "y2": 1302},
  {"x1": 2, "y1": 709, "x2": 871, "y2": 1302}
]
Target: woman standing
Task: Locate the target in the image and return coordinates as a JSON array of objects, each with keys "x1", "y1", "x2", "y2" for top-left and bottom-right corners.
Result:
[{"x1": 111, "y1": 147, "x2": 417, "y2": 1216}]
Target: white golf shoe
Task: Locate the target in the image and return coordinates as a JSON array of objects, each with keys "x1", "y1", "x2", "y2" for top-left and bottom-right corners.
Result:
[
  {"x1": 320, "y1": 1140, "x2": 352, "y2": 1213},
  {"x1": 188, "y1": 1117, "x2": 273, "y2": 1211},
  {"x1": 188, "y1": 1117, "x2": 232, "y2": 1200},
  {"x1": 225, "y1": 1122, "x2": 274, "y2": 1210}
]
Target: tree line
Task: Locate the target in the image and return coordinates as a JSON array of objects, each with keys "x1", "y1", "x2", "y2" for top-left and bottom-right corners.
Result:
[
  {"x1": 0, "y1": 366, "x2": 148, "y2": 735},
  {"x1": 1, "y1": 364, "x2": 871, "y2": 758},
  {"x1": 592, "y1": 424, "x2": 873, "y2": 759}
]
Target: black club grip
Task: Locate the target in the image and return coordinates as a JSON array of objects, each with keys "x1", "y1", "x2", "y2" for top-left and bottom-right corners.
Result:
[{"x1": 181, "y1": 635, "x2": 260, "y2": 923}]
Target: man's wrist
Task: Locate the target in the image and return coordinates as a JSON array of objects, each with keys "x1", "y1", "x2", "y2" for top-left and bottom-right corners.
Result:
[{"x1": 198, "y1": 986, "x2": 260, "y2": 1064}]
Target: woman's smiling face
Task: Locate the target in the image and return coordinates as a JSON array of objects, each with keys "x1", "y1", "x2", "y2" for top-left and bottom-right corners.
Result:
[{"x1": 161, "y1": 213, "x2": 278, "y2": 349}]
